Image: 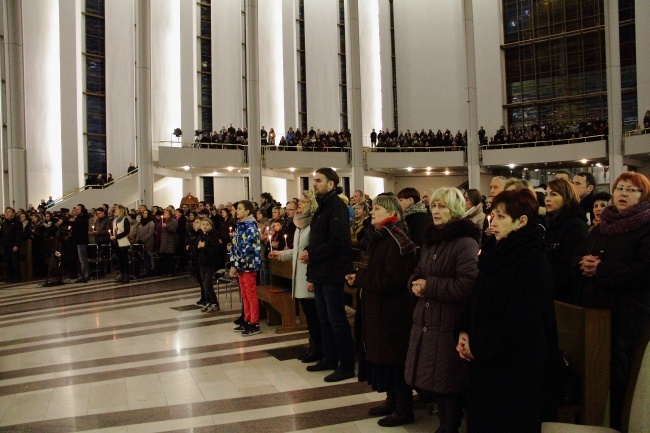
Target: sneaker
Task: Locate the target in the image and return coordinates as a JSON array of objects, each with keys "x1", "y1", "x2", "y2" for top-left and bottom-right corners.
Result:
[
  {"x1": 207, "y1": 304, "x2": 220, "y2": 313},
  {"x1": 233, "y1": 324, "x2": 246, "y2": 332},
  {"x1": 201, "y1": 304, "x2": 211, "y2": 312},
  {"x1": 242, "y1": 323, "x2": 261, "y2": 336}
]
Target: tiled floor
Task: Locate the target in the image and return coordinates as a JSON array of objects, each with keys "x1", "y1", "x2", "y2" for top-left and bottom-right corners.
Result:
[{"x1": 0, "y1": 275, "x2": 456, "y2": 432}]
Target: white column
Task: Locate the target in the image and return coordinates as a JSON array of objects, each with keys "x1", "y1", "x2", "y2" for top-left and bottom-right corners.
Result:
[
  {"x1": 213, "y1": 0, "x2": 244, "y2": 127},
  {"x1": 636, "y1": 0, "x2": 650, "y2": 119},
  {"x1": 377, "y1": 0, "x2": 393, "y2": 130},
  {"x1": 58, "y1": 0, "x2": 84, "y2": 194},
  {"x1": 346, "y1": 0, "x2": 364, "y2": 192},
  {"x1": 258, "y1": 0, "x2": 284, "y2": 135},
  {"x1": 304, "y1": 0, "x2": 339, "y2": 130},
  {"x1": 136, "y1": 0, "x2": 153, "y2": 206},
  {"x1": 179, "y1": 0, "x2": 197, "y2": 141},
  {"x1": 2, "y1": 0, "x2": 27, "y2": 208},
  {"x1": 247, "y1": 0, "x2": 262, "y2": 201},
  {"x1": 358, "y1": 0, "x2": 382, "y2": 140},
  {"x1": 281, "y1": 0, "x2": 298, "y2": 131},
  {"x1": 106, "y1": 0, "x2": 137, "y2": 178},
  {"x1": 604, "y1": 0, "x2": 624, "y2": 181},
  {"x1": 22, "y1": 0, "x2": 63, "y2": 207},
  {"x1": 150, "y1": 0, "x2": 181, "y2": 143},
  {"x1": 463, "y1": 0, "x2": 480, "y2": 190}
]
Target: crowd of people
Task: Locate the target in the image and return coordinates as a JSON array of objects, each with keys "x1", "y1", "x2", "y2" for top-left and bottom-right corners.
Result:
[
  {"x1": 484, "y1": 117, "x2": 609, "y2": 146},
  {"x1": 2, "y1": 166, "x2": 649, "y2": 432},
  {"x1": 370, "y1": 128, "x2": 467, "y2": 150}
]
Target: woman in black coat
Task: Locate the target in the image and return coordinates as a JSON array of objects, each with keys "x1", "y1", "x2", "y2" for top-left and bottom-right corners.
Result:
[
  {"x1": 544, "y1": 178, "x2": 589, "y2": 305},
  {"x1": 578, "y1": 172, "x2": 650, "y2": 430},
  {"x1": 345, "y1": 194, "x2": 417, "y2": 428},
  {"x1": 456, "y1": 189, "x2": 558, "y2": 433}
]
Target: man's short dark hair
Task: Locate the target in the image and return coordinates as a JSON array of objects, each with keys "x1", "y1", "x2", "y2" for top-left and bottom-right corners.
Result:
[
  {"x1": 555, "y1": 169, "x2": 572, "y2": 179},
  {"x1": 397, "y1": 187, "x2": 421, "y2": 203},
  {"x1": 576, "y1": 171, "x2": 596, "y2": 188},
  {"x1": 593, "y1": 191, "x2": 612, "y2": 202},
  {"x1": 316, "y1": 167, "x2": 339, "y2": 186}
]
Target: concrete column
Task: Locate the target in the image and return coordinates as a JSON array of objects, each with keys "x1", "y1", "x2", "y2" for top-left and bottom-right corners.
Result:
[
  {"x1": 180, "y1": 0, "x2": 197, "y2": 142},
  {"x1": 246, "y1": 0, "x2": 262, "y2": 201},
  {"x1": 463, "y1": 0, "x2": 480, "y2": 189},
  {"x1": 346, "y1": 0, "x2": 365, "y2": 193},
  {"x1": 1, "y1": 2, "x2": 24, "y2": 208},
  {"x1": 3, "y1": 0, "x2": 27, "y2": 208},
  {"x1": 59, "y1": 0, "x2": 84, "y2": 193},
  {"x1": 604, "y1": 0, "x2": 624, "y2": 182},
  {"x1": 136, "y1": 0, "x2": 153, "y2": 206},
  {"x1": 281, "y1": 0, "x2": 298, "y2": 131}
]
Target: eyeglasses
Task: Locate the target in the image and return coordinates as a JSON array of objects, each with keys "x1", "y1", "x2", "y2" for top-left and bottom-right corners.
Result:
[{"x1": 614, "y1": 186, "x2": 643, "y2": 194}]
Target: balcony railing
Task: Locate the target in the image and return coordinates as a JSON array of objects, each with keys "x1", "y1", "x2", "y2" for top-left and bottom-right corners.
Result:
[
  {"x1": 155, "y1": 140, "x2": 246, "y2": 150},
  {"x1": 49, "y1": 168, "x2": 139, "y2": 208},
  {"x1": 480, "y1": 134, "x2": 607, "y2": 150},
  {"x1": 365, "y1": 145, "x2": 465, "y2": 153},
  {"x1": 623, "y1": 127, "x2": 650, "y2": 138}
]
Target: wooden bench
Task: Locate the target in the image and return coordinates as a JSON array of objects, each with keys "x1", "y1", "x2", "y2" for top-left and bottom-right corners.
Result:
[
  {"x1": 256, "y1": 259, "x2": 307, "y2": 334},
  {"x1": 554, "y1": 301, "x2": 611, "y2": 425}
]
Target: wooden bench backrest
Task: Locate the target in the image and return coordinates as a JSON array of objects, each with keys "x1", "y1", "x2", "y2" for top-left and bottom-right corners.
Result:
[{"x1": 554, "y1": 301, "x2": 611, "y2": 426}]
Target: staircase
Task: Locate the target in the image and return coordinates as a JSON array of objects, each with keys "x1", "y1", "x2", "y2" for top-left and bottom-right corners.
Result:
[{"x1": 49, "y1": 171, "x2": 140, "y2": 211}]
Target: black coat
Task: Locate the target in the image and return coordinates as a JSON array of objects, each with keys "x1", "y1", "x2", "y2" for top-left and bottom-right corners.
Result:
[
  {"x1": 545, "y1": 205, "x2": 588, "y2": 305},
  {"x1": 70, "y1": 211, "x2": 90, "y2": 245},
  {"x1": 197, "y1": 229, "x2": 220, "y2": 268},
  {"x1": 404, "y1": 210, "x2": 431, "y2": 247},
  {"x1": 456, "y1": 224, "x2": 557, "y2": 433},
  {"x1": 355, "y1": 220, "x2": 417, "y2": 366},
  {"x1": 307, "y1": 189, "x2": 352, "y2": 284},
  {"x1": 577, "y1": 216, "x2": 650, "y2": 413}
]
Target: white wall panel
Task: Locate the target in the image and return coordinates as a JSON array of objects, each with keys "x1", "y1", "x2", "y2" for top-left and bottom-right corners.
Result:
[
  {"x1": 23, "y1": 0, "x2": 63, "y2": 204},
  {"x1": 106, "y1": 0, "x2": 137, "y2": 177},
  {"x1": 281, "y1": 0, "x2": 298, "y2": 131},
  {"x1": 213, "y1": 0, "x2": 244, "y2": 127},
  {"x1": 304, "y1": 0, "x2": 340, "y2": 130},
  {"x1": 150, "y1": 0, "x2": 181, "y2": 143},
  {"x1": 262, "y1": 176, "x2": 287, "y2": 204},
  {"x1": 474, "y1": 0, "x2": 504, "y2": 132},
  {"x1": 359, "y1": 0, "x2": 382, "y2": 144},
  {"x1": 213, "y1": 176, "x2": 249, "y2": 203},
  {"x1": 259, "y1": 0, "x2": 285, "y2": 136},
  {"x1": 393, "y1": 1, "x2": 467, "y2": 132}
]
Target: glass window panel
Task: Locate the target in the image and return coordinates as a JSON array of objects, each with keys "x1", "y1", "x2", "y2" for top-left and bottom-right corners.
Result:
[
  {"x1": 538, "y1": 104, "x2": 553, "y2": 122},
  {"x1": 537, "y1": 77, "x2": 552, "y2": 99},
  {"x1": 622, "y1": 92, "x2": 637, "y2": 131},
  {"x1": 85, "y1": 0, "x2": 104, "y2": 16}
]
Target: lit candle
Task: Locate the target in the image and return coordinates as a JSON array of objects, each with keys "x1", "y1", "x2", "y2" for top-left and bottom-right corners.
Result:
[
  {"x1": 284, "y1": 234, "x2": 287, "y2": 249},
  {"x1": 229, "y1": 226, "x2": 233, "y2": 236},
  {"x1": 108, "y1": 229, "x2": 112, "y2": 236},
  {"x1": 268, "y1": 234, "x2": 273, "y2": 252},
  {"x1": 487, "y1": 215, "x2": 492, "y2": 227},
  {"x1": 92, "y1": 225, "x2": 95, "y2": 231}
]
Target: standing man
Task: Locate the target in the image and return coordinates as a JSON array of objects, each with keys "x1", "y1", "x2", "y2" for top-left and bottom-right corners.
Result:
[
  {"x1": 1, "y1": 208, "x2": 23, "y2": 283},
  {"x1": 69, "y1": 204, "x2": 90, "y2": 283},
  {"x1": 421, "y1": 189, "x2": 433, "y2": 215},
  {"x1": 348, "y1": 190, "x2": 364, "y2": 222},
  {"x1": 259, "y1": 193, "x2": 274, "y2": 218},
  {"x1": 489, "y1": 176, "x2": 507, "y2": 197},
  {"x1": 282, "y1": 201, "x2": 297, "y2": 249},
  {"x1": 300, "y1": 168, "x2": 355, "y2": 382},
  {"x1": 370, "y1": 129, "x2": 377, "y2": 147},
  {"x1": 572, "y1": 172, "x2": 597, "y2": 223},
  {"x1": 396, "y1": 187, "x2": 431, "y2": 247}
]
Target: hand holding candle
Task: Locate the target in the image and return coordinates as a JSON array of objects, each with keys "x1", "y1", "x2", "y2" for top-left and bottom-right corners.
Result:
[
  {"x1": 284, "y1": 234, "x2": 288, "y2": 250},
  {"x1": 268, "y1": 234, "x2": 273, "y2": 252}
]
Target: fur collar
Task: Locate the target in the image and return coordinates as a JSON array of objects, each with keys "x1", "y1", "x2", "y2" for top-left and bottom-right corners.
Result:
[{"x1": 423, "y1": 218, "x2": 481, "y2": 247}]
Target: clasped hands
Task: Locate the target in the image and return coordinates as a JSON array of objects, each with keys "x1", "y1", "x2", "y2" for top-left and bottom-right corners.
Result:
[
  {"x1": 579, "y1": 254, "x2": 600, "y2": 277},
  {"x1": 456, "y1": 332, "x2": 474, "y2": 361},
  {"x1": 411, "y1": 279, "x2": 426, "y2": 297}
]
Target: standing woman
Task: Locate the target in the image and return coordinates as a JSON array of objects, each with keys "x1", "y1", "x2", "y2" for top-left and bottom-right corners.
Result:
[
  {"x1": 344, "y1": 194, "x2": 418, "y2": 427},
  {"x1": 463, "y1": 189, "x2": 485, "y2": 231},
  {"x1": 269, "y1": 190, "x2": 322, "y2": 363},
  {"x1": 578, "y1": 172, "x2": 650, "y2": 430},
  {"x1": 544, "y1": 178, "x2": 589, "y2": 305},
  {"x1": 404, "y1": 187, "x2": 480, "y2": 433},
  {"x1": 135, "y1": 209, "x2": 155, "y2": 277},
  {"x1": 455, "y1": 189, "x2": 557, "y2": 433},
  {"x1": 159, "y1": 209, "x2": 178, "y2": 276},
  {"x1": 110, "y1": 205, "x2": 131, "y2": 283},
  {"x1": 196, "y1": 218, "x2": 221, "y2": 313}
]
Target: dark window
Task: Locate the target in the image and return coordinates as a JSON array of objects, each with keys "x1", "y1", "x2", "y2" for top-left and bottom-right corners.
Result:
[{"x1": 198, "y1": 2, "x2": 212, "y2": 131}]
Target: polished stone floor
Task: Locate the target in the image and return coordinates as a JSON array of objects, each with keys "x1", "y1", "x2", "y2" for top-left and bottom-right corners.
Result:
[{"x1": 0, "y1": 275, "x2": 457, "y2": 432}]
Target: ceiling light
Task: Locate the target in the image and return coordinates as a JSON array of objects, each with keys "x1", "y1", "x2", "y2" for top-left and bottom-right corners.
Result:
[
  {"x1": 534, "y1": 169, "x2": 539, "y2": 172},
  {"x1": 444, "y1": 170, "x2": 450, "y2": 175},
  {"x1": 182, "y1": 166, "x2": 190, "y2": 171},
  {"x1": 596, "y1": 163, "x2": 602, "y2": 167},
  {"x1": 508, "y1": 164, "x2": 515, "y2": 169},
  {"x1": 426, "y1": 167, "x2": 431, "y2": 171},
  {"x1": 581, "y1": 159, "x2": 588, "y2": 164},
  {"x1": 289, "y1": 167, "x2": 295, "y2": 172},
  {"x1": 406, "y1": 167, "x2": 413, "y2": 172},
  {"x1": 226, "y1": 167, "x2": 234, "y2": 172},
  {"x1": 426, "y1": 171, "x2": 431, "y2": 176}
]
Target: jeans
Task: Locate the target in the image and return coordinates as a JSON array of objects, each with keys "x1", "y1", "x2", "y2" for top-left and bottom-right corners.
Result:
[
  {"x1": 200, "y1": 265, "x2": 218, "y2": 305},
  {"x1": 314, "y1": 282, "x2": 355, "y2": 373},
  {"x1": 77, "y1": 244, "x2": 89, "y2": 281},
  {"x1": 239, "y1": 271, "x2": 259, "y2": 324}
]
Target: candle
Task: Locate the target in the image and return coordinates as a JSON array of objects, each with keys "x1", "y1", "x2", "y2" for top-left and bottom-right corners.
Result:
[
  {"x1": 487, "y1": 215, "x2": 492, "y2": 227},
  {"x1": 268, "y1": 234, "x2": 273, "y2": 252},
  {"x1": 229, "y1": 226, "x2": 233, "y2": 235},
  {"x1": 92, "y1": 225, "x2": 95, "y2": 231},
  {"x1": 284, "y1": 234, "x2": 288, "y2": 249}
]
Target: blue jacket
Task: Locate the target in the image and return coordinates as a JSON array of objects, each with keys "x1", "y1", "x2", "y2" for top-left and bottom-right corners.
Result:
[{"x1": 230, "y1": 215, "x2": 261, "y2": 272}]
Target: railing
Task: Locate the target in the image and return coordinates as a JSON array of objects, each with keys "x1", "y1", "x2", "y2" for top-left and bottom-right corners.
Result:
[
  {"x1": 480, "y1": 134, "x2": 607, "y2": 150},
  {"x1": 155, "y1": 140, "x2": 247, "y2": 150},
  {"x1": 623, "y1": 127, "x2": 650, "y2": 138},
  {"x1": 49, "y1": 168, "x2": 139, "y2": 208},
  {"x1": 365, "y1": 145, "x2": 465, "y2": 153},
  {"x1": 262, "y1": 144, "x2": 351, "y2": 153}
]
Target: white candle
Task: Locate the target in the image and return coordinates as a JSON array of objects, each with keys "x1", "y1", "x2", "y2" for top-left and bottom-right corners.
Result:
[
  {"x1": 487, "y1": 215, "x2": 492, "y2": 227},
  {"x1": 284, "y1": 234, "x2": 287, "y2": 248},
  {"x1": 229, "y1": 226, "x2": 232, "y2": 235},
  {"x1": 268, "y1": 234, "x2": 273, "y2": 252}
]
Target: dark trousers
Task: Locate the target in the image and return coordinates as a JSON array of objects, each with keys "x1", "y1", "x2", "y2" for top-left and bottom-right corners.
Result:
[
  {"x1": 2, "y1": 245, "x2": 20, "y2": 282},
  {"x1": 200, "y1": 265, "x2": 218, "y2": 305},
  {"x1": 299, "y1": 298, "x2": 322, "y2": 354},
  {"x1": 314, "y1": 282, "x2": 354, "y2": 373},
  {"x1": 116, "y1": 246, "x2": 129, "y2": 276},
  {"x1": 434, "y1": 392, "x2": 464, "y2": 433}
]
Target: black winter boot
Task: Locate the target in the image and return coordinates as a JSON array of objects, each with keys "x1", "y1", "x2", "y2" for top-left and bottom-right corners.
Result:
[
  {"x1": 377, "y1": 389, "x2": 414, "y2": 427},
  {"x1": 368, "y1": 392, "x2": 395, "y2": 416}
]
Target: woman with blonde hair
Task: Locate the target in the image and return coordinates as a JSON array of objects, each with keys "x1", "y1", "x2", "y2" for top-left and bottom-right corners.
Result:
[
  {"x1": 110, "y1": 204, "x2": 131, "y2": 283},
  {"x1": 269, "y1": 190, "x2": 322, "y2": 362},
  {"x1": 350, "y1": 201, "x2": 370, "y2": 246},
  {"x1": 405, "y1": 187, "x2": 480, "y2": 432}
]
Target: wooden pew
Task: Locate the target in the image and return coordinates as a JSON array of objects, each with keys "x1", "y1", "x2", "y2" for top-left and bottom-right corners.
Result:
[
  {"x1": 554, "y1": 301, "x2": 611, "y2": 426},
  {"x1": 256, "y1": 259, "x2": 307, "y2": 334}
]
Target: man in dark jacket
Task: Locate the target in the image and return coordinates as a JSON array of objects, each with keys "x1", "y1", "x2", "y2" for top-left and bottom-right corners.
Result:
[
  {"x1": 282, "y1": 201, "x2": 297, "y2": 249},
  {"x1": 300, "y1": 168, "x2": 355, "y2": 382},
  {"x1": 69, "y1": 204, "x2": 90, "y2": 283},
  {"x1": 573, "y1": 172, "x2": 596, "y2": 224},
  {"x1": 397, "y1": 187, "x2": 431, "y2": 247},
  {"x1": 1, "y1": 207, "x2": 23, "y2": 283}
]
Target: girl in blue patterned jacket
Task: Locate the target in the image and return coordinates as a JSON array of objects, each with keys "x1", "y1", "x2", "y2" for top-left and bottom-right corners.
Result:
[{"x1": 229, "y1": 200, "x2": 262, "y2": 336}]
